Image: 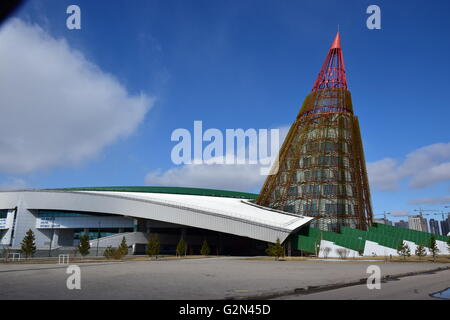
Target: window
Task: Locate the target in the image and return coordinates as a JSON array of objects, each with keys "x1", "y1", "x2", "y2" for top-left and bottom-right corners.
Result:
[
  {"x1": 321, "y1": 141, "x2": 333, "y2": 153},
  {"x1": 312, "y1": 169, "x2": 330, "y2": 181},
  {"x1": 304, "y1": 170, "x2": 311, "y2": 182},
  {"x1": 0, "y1": 210, "x2": 8, "y2": 219},
  {"x1": 303, "y1": 201, "x2": 319, "y2": 215},
  {"x1": 37, "y1": 210, "x2": 115, "y2": 218},
  {"x1": 323, "y1": 184, "x2": 336, "y2": 196},
  {"x1": 301, "y1": 157, "x2": 310, "y2": 168},
  {"x1": 283, "y1": 205, "x2": 295, "y2": 213},
  {"x1": 73, "y1": 228, "x2": 133, "y2": 240},
  {"x1": 287, "y1": 186, "x2": 297, "y2": 196}
]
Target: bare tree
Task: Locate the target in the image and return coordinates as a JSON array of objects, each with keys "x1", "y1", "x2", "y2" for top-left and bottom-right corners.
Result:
[
  {"x1": 322, "y1": 247, "x2": 331, "y2": 259},
  {"x1": 415, "y1": 244, "x2": 427, "y2": 261},
  {"x1": 336, "y1": 248, "x2": 349, "y2": 259},
  {"x1": 397, "y1": 243, "x2": 411, "y2": 260}
]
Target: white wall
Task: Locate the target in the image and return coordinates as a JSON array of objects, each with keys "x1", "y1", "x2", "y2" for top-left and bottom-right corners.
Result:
[
  {"x1": 318, "y1": 240, "x2": 360, "y2": 258},
  {"x1": 363, "y1": 240, "x2": 398, "y2": 257},
  {"x1": 0, "y1": 210, "x2": 16, "y2": 245},
  {"x1": 317, "y1": 238, "x2": 449, "y2": 259},
  {"x1": 89, "y1": 232, "x2": 148, "y2": 248}
]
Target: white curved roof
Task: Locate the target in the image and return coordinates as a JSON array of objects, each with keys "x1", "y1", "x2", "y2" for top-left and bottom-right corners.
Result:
[{"x1": 0, "y1": 190, "x2": 312, "y2": 243}]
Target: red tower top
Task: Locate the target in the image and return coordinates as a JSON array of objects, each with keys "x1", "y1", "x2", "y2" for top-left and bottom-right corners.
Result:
[{"x1": 311, "y1": 32, "x2": 348, "y2": 92}]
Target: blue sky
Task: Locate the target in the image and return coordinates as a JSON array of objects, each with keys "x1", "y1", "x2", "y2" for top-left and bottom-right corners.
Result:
[{"x1": 1, "y1": 0, "x2": 450, "y2": 222}]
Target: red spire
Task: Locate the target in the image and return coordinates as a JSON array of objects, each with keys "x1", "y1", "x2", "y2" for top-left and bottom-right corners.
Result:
[
  {"x1": 311, "y1": 32, "x2": 347, "y2": 92},
  {"x1": 330, "y1": 31, "x2": 341, "y2": 49}
]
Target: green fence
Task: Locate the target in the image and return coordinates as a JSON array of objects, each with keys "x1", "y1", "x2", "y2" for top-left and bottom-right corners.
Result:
[
  {"x1": 295, "y1": 223, "x2": 449, "y2": 254},
  {"x1": 295, "y1": 226, "x2": 365, "y2": 253},
  {"x1": 369, "y1": 223, "x2": 448, "y2": 247}
]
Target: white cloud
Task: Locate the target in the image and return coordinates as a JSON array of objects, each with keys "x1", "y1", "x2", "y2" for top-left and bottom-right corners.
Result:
[
  {"x1": 409, "y1": 196, "x2": 450, "y2": 205},
  {"x1": 145, "y1": 125, "x2": 289, "y2": 191},
  {"x1": 147, "y1": 126, "x2": 450, "y2": 193},
  {"x1": 0, "y1": 19, "x2": 153, "y2": 173},
  {"x1": 0, "y1": 178, "x2": 28, "y2": 190},
  {"x1": 390, "y1": 209, "x2": 410, "y2": 217},
  {"x1": 146, "y1": 164, "x2": 265, "y2": 191},
  {"x1": 366, "y1": 158, "x2": 401, "y2": 191},
  {"x1": 367, "y1": 142, "x2": 450, "y2": 191}
]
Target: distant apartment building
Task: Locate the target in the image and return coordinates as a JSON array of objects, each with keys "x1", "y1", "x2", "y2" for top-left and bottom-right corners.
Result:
[
  {"x1": 423, "y1": 218, "x2": 429, "y2": 233},
  {"x1": 374, "y1": 218, "x2": 393, "y2": 226},
  {"x1": 408, "y1": 216, "x2": 428, "y2": 232},
  {"x1": 395, "y1": 220, "x2": 408, "y2": 229},
  {"x1": 441, "y1": 214, "x2": 450, "y2": 236},
  {"x1": 429, "y1": 219, "x2": 441, "y2": 235}
]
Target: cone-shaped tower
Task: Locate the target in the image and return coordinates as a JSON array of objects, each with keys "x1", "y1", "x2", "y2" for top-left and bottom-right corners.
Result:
[{"x1": 257, "y1": 32, "x2": 373, "y2": 232}]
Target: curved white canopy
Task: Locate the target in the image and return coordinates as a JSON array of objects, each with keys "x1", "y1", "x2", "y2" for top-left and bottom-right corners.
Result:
[{"x1": 0, "y1": 190, "x2": 313, "y2": 243}]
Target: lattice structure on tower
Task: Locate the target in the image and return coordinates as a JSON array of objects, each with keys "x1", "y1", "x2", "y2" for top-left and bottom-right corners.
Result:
[{"x1": 257, "y1": 32, "x2": 373, "y2": 232}]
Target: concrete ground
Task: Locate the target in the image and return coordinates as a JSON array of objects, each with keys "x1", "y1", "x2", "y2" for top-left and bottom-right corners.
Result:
[
  {"x1": 0, "y1": 257, "x2": 449, "y2": 300},
  {"x1": 276, "y1": 269, "x2": 450, "y2": 300}
]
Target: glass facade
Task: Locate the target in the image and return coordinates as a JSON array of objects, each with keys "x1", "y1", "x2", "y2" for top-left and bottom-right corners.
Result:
[
  {"x1": 74, "y1": 228, "x2": 133, "y2": 240},
  {"x1": 0, "y1": 210, "x2": 8, "y2": 219},
  {"x1": 37, "y1": 210, "x2": 112, "y2": 217}
]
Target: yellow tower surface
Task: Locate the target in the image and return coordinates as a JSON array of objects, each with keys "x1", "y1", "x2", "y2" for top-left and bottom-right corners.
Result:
[{"x1": 257, "y1": 32, "x2": 373, "y2": 232}]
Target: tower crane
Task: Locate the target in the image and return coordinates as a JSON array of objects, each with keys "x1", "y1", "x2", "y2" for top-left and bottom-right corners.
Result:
[
  {"x1": 443, "y1": 206, "x2": 450, "y2": 220},
  {"x1": 374, "y1": 211, "x2": 392, "y2": 224},
  {"x1": 413, "y1": 208, "x2": 439, "y2": 218}
]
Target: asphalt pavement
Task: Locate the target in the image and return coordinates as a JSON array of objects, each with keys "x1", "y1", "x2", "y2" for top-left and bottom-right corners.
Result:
[{"x1": 0, "y1": 257, "x2": 448, "y2": 299}]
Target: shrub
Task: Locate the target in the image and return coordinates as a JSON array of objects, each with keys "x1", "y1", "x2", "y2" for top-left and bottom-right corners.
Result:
[
  {"x1": 415, "y1": 244, "x2": 427, "y2": 260},
  {"x1": 266, "y1": 238, "x2": 285, "y2": 261},
  {"x1": 429, "y1": 235, "x2": 439, "y2": 262},
  {"x1": 146, "y1": 234, "x2": 160, "y2": 259},
  {"x1": 119, "y1": 236, "x2": 128, "y2": 256},
  {"x1": 20, "y1": 229, "x2": 36, "y2": 258},
  {"x1": 200, "y1": 239, "x2": 210, "y2": 256},
  {"x1": 176, "y1": 239, "x2": 186, "y2": 257},
  {"x1": 397, "y1": 243, "x2": 411, "y2": 260},
  {"x1": 78, "y1": 234, "x2": 90, "y2": 257},
  {"x1": 103, "y1": 246, "x2": 126, "y2": 260}
]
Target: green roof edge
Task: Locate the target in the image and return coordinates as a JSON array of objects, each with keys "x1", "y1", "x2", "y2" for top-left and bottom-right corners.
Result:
[{"x1": 47, "y1": 186, "x2": 258, "y2": 199}]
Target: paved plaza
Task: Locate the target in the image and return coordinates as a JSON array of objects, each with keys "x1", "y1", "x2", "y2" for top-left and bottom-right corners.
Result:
[{"x1": 1, "y1": 257, "x2": 449, "y2": 299}]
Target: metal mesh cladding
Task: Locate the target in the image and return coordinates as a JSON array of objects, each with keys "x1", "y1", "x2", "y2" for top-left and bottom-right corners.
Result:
[{"x1": 257, "y1": 88, "x2": 373, "y2": 232}]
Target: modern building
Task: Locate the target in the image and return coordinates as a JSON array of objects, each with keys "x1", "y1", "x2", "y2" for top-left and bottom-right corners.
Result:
[
  {"x1": 429, "y1": 219, "x2": 441, "y2": 235},
  {"x1": 2, "y1": 187, "x2": 448, "y2": 258},
  {"x1": 0, "y1": 187, "x2": 313, "y2": 255},
  {"x1": 408, "y1": 215, "x2": 428, "y2": 232},
  {"x1": 374, "y1": 218, "x2": 393, "y2": 226},
  {"x1": 440, "y1": 214, "x2": 450, "y2": 236},
  {"x1": 256, "y1": 32, "x2": 373, "y2": 232},
  {"x1": 395, "y1": 220, "x2": 408, "y2": 229},
  {"x1": 1, "y1": 33, "x2": 448, "y2": 258},
  {"x1": 423, "y1": 218, "x2": 429, "y2": 233}
]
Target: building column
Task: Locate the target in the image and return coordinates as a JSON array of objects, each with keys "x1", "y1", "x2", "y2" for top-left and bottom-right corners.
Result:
[
  {"x1": 134, "y1": 219, "x2": 146, "y2": 232},
  {"x1": 51, "y1": 229, "x2": 60, "y2": 248},
  {"x1": 287, "y1": 237, "x2": 292, "y2": 257},
  {"x1": 181, "y1": 228, "x2": 187, "y2": 240}
]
